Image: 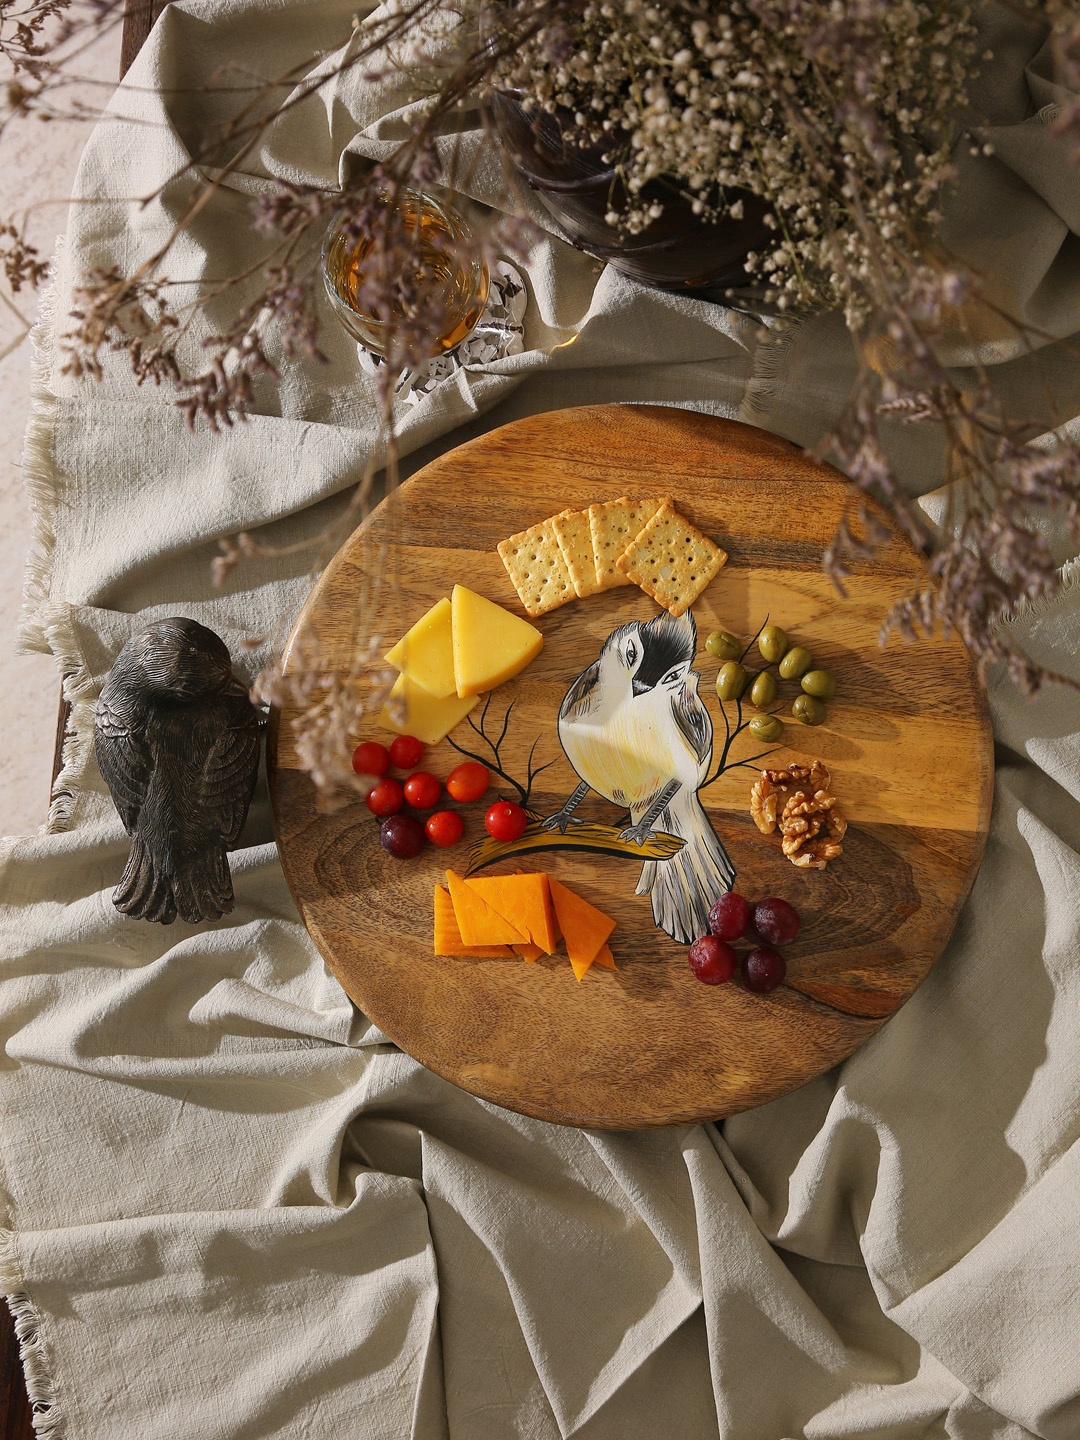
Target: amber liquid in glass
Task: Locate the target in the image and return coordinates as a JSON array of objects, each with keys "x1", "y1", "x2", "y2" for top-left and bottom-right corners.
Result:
[{"x1": 327, "y1": 198, "x2": 488, "y2": 356}]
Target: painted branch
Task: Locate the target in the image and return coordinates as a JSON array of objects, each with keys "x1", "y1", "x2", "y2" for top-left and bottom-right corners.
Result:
[{"x1": 465, "y1": 820, "x2": 684, "y2": 876}]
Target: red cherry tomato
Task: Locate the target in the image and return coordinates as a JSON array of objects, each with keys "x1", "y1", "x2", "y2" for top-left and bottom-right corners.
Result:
[
  {"x1": 352, "y1": 740, "x2": 390, "y2": 778},
  {"x1": 484, "y1": 800, "x2": 528, "y2": 843},
  {"x1": 445, "y1": 761, "x2": 490, "y2": 803},
  {"x1": 425, "y1": 810, "x2": 464, "y2": 848},
  {"x1": 389, "y1": 734, "x2": 424, "y2": 769},
  {"x1": 403, "y1": 771, "x2": 442, "y2": 810},
  {"x1": 365, "y1": 777, "x2": 405, "y2": 817}
]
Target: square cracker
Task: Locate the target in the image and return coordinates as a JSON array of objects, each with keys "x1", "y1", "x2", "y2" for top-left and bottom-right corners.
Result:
[
  {"x1": 551, "y1": 508, "x2": 601, "y2": 599},
  {"x1": 615, "y1": 501, "x2": 728, "y2": 616},
  {"x1": 497, "y1": 515, "x2": 576, "y2": 616},
  {"x1": 588, "y1": 496, "x2": 667, "y2": 591}
]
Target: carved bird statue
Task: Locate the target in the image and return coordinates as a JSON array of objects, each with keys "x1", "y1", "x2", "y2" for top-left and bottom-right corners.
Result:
[
  {"x1": 94, "y1": 617, "x2": 262, "y2": 925},
  {"x1": 544, "y1": 610, "x2": 735, "y2": 944}
]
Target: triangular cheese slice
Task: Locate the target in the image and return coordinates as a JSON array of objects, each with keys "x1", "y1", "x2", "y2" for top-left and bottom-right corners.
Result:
[
  {"x1": 433, "y1": 886, "x2": 513, "y2": 958},
  {"x1": 569, "y1": 951, "x2": 595, "y2": 982},
  {"x1": 378, "y1": 673, "x2": 477, "y2": 746},
  {"x1": 451, "y1": 584, "x2": 544, "y2": 698},
  {"x1": 547, "y1": 876, "x2": 616, "y2": 971},
  {"x1": 446, "y1": 870, "x2": 527, "y2": 947},
  {"x1": 385, "y1": 597, "x2": 457, "y2": 699},
  {"x1": 465, "y1": 873, "x2": 559, "y2": 955},
  {"x1": 568, "y1": 943, "x2": 616, "y2": 982}
]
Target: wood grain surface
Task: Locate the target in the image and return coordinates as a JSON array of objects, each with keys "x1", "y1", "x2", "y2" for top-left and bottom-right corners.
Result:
[{"x1": 269, "y1": 406, "x2": 993, "y2": 1127}]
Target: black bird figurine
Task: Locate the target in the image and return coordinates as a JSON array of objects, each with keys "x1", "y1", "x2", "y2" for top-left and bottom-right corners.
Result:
[{"x1": 94, "y1": 617, "x2": 262, "y2": 925}]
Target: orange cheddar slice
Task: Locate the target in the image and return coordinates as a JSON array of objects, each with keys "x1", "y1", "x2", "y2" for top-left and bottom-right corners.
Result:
[
  {"x1": 433, "y1": 886, "x2": 513, "y2": 957},
  {"x1": 568, "y1": 943, "x2": 616, "y2": 981},
  {"x1": 569, "y1": 951, "x2": 594, "y2": 982},
  {"x1": 512, "y1": 942, "x2": 544, "y2": 962},
  {"x1": 446, "y1": 870, "x2": 527, "y2": 947},
  {"x1": 465, "y1": 873, "x2": 559, "y2": 954},
  {"x1": 593, "y1": 943, "x2": 617, "y2": 970},
  {"x1": 547, "y1": 876, "x2": 616, "y2": 971}
]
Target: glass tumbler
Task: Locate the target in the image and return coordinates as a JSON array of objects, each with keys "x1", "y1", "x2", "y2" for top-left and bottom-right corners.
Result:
[{"x1": 321, "y1": 187, "x2": 489, "y2": 361}]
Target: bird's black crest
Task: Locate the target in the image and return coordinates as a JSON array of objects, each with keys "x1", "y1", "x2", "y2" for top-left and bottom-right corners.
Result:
[{"x1": 635, "y1": 611, "x2": 697, "y2": 691}]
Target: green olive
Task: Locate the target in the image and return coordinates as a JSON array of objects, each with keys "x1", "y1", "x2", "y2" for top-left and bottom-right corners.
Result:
[
  {"x1": 750, "y1": 670, "x2": 778, "y2": 708},
  {"x1": 792, "y1": 694, "x2": 827, "y2": 726},
  {"x1": 801, "y1": 668, "x2": 837, "y2": 699},
  {"x1": 778, "y1": 645, "x2": 813, "y2": 680},
  {"x1": 749, "y1": 714, "x2": 783, "y2": 742},
  {"x1": 715, "y1": 661, "x2": 749, "y2": 701},
  {"x1": 705, "y1": 629, "x2": 742, "y2": 662},
  {"x1": 757, "y1": 625, "x2": 788, "y2": 664}
]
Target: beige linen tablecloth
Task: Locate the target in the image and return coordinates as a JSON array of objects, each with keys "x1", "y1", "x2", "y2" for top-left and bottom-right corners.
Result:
[{"x1": 3, "y1": 3, "x2": 1080, "y2": 1436}]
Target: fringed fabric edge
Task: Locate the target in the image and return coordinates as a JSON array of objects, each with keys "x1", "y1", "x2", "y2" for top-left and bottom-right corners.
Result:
[
  {"x1": 736, "y1": 317, "x2": 801, "y2": 426},
  {"x1": 0, "y1": 1230, "x2": 64, "y2": 1438}
]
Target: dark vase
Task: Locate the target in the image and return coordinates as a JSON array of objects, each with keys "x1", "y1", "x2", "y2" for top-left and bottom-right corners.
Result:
[{"x1": 489, "y1": 90, "x2": 772, "y2": 297}]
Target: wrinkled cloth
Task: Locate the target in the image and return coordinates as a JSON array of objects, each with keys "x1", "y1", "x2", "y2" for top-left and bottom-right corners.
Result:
[{"x1": 3, "y1": 2, "x2": 1080, "y2": 1437}]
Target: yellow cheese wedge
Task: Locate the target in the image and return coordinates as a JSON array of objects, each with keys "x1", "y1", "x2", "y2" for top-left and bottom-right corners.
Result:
[
  {"x1": 377, "y1": 673, "x2": 478, "y2": 746},
  {"x1": 451, "y1": 584, "x2": 544, "y2": 698},
  {"x1": 385, "y1": 597, "x2": 457, "y2": 700}
]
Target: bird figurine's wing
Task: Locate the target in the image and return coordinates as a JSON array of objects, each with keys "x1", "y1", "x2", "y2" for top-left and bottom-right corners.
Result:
[
  {"x1": 94, "y1": 691, "x2": 153, "y2": 835},
  {"x1": 671, "y1": 682, "x2": 712, "y2": 768},
  {"x1": 196, "y1": 689, "x2": 262, "y2": 848}
]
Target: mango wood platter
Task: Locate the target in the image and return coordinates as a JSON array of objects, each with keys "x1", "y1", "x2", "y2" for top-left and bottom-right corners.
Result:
[{"x1": 268, "y1": 405, "x2": 993, "y2": 1128}]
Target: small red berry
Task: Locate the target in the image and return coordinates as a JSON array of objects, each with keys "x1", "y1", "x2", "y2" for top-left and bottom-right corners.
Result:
[
  {"x1": 352, "y1": 740, "x2": 390, "y2": 778},
  {"x1": 425, "y1": 810, "x2": 464, "y2": 848},
  {"x1": 365, "y1": 777, "x2": 405, "y2": 817},
  {"x1": 403, "y1": 771, "x2": 441, "y2": 809},
  {"x1": 484, "y1": 800, "x2": 528, "y2": 843},
  {"x1": 688, "y1": 935, "x2": 738, "y2": 985},
  {"x1": 707, "y1": 891, "x2": 752, "y2": 942},
  {"x1": 389, "y1": 734, "x2": 424, "y2": 768},
  {"x1": 743, "y1": 946, "x2": 787, "y2": 993},
  {"x1": 752, "y1": 898, "x2": 801, "y2": 947}
]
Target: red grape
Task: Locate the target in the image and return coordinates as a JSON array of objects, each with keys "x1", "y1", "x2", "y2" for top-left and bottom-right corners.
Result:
[
  {"x1": 389, "y1": 734, "x2": 424, "y2": 768},
  {"x1": 365, "y1": 778, "x2": 405, "y2": 817},
  {"x1": 403, "y1": 771, "x2": 441, "y2": 809},
  {"x1": 688, "y1": 935, "x2": 738, "y2": 985},
  {"x1": 484, "y1": 801, "x2": 528, "y2": 842},
  {"x1": 425, "y1": 810, "x2": 463, "y2": 848},
  {"x1": 352, "y1": 740, "x2": 390, "y2": 778},
  {"x1": 743, "y1": 946, "x2": 787, "y2": 993},
  {"x1": 379, "y1": 814, "x2": 425, "y2": 859},
  {"x1": 707, "y1": 891, "x2": 752, "y2": 942},
  {"x1": 752, "y1": 897, "x2": 801, "y2": 946},
  {"x1": 446, "y1": 761, "x2": 490, "y2": 803}
]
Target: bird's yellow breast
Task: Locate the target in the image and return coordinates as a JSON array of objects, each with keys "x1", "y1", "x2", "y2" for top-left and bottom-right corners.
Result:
[{"x1": 560, "y1": 707, "x2": 683, "y2": 809}]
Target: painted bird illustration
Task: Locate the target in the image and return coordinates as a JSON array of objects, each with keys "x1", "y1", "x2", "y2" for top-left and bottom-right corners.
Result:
[
  {"x1": 94, "y1": 618, "x2": 262, "y2": 925},
  {"x1": 543, "y1": 610, "x2": 735, "y2": 945}
]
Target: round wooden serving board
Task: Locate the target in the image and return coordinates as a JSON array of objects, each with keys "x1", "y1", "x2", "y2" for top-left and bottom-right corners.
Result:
[{"x1": 269, "y1": 405, "x2": 993, "y2": 1128}]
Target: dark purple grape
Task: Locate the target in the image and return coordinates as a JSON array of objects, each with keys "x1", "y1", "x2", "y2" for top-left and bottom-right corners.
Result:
[
  {"x1": 379, "y1": 813, "x2": 425, "y2": 859},
  {"x1": 708, "y1": 891, "x2": 751, "y2": 942},
  {"x1": 743, "y1": 946, "x2": 787, "y2": 994},
  {"x1": 752, "y1": 897, "x2": 801, "y2": 946},
  {"x1": 688, "y1": 935, "x2": 738, "y2": 985}
]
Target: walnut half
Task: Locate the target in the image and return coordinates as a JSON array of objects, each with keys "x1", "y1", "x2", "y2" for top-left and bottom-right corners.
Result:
[{"x1": 748, "y1": 762, "x2": 846, "y2": 870}]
